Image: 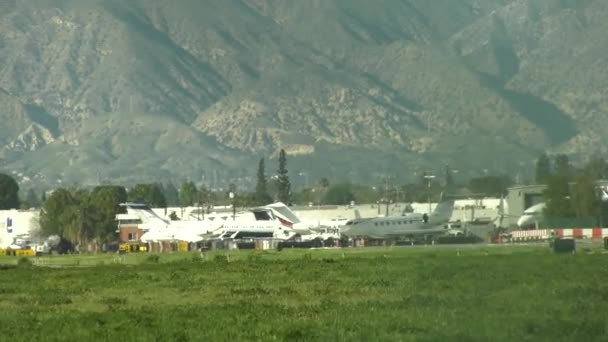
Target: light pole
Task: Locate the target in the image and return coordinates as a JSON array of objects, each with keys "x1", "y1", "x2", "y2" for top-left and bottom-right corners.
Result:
[
  {"x1": 228, "y1": 183, "x2": 236, "y2": 221},
  {"x1": 298, "y1": 171, "x2": 309, "y2": 190},
  {"x1": 229, "y1": 191, "x2": 235, "y2": 221},
  {"x1": 424, "y1": 174, "x2": 436, "y2": 214},
  {"x1": 598, "y1": 186, "x2": 608, "y2": 228},
  {"x1": 271, "y1": 175, "x2": 279, "y2": 201}
]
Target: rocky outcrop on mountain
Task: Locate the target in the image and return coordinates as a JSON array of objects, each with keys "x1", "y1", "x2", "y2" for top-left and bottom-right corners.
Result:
[{"x1": 6, "y1": 124, "x2": 56, "y2": 152}]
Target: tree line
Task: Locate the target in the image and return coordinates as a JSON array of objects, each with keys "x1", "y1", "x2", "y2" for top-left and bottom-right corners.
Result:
[
  {"x1": 3, "y1": 150, "x2": 608, "y2": 246},
  {"x1": 0, "y1": 149, "x2": 294, "y2": 248},
  {"x1": 535, "y1": 153, "x2": 608, "y2": 225}
]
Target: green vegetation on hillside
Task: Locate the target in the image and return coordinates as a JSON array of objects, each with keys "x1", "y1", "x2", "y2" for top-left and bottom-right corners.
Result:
[{"x1": 1, "y1": 0, "x2": 607, "y2": 186}]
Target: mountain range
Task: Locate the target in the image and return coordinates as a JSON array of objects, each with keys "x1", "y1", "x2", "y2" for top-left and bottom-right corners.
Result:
[{"x1": 0, "y1": 0, "x2": 606, "y2": 189}]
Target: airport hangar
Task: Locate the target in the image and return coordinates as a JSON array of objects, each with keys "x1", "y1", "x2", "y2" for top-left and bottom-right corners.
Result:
[{"x1": 506, "y1": 180, "x2": 608, "y2": 228}]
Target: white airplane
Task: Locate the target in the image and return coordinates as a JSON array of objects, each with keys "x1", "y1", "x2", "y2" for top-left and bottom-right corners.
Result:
[
  {"x1": 516, "y1": 184, "x2": 608, "y2": 229},
  {"x1": 121, "y1": 202, "x2": 304, "y2": 243},
  {"x1": 516, "y1": 202, "x2": 546, "y2": 229},
  {"x1": 208, "y1": 203, "x2": 301, "y2": 241},
  {"x1": 341, "y1": 193, "x2": 455, "y2": 240},
  {"x1": 119, "y1": 203, "x2": 222, "y2": 242}
]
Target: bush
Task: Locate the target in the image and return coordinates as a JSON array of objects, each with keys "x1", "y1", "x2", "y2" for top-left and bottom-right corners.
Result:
[
  {"x1": 145, "y1": 255, "x2": 161, "y2": 264},
  {"x1": 247, "y1": 253, "x2": 262, "y2": 262},
  {"x1": 214, "y1": 254, "x2": 229, "y2": 263},
  {"x1": 17, "y1": 257, "x2": 32, "y2": 268},
  {"x1": 190, "y1": 253, "x2": 203, "y2": 263},
  {"x1": 101, "y1": 296, "x2": 127, "y2": 310}
]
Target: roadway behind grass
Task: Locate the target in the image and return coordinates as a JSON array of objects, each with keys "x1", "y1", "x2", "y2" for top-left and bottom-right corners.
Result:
[{"x1": 0, "y1": 246, "x2": 607, "y2": 341}]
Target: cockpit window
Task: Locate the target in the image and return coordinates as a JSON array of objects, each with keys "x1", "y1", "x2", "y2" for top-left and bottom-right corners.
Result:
[{"x1": 253, "y1": 210, "x2": 273, "y2": 220}]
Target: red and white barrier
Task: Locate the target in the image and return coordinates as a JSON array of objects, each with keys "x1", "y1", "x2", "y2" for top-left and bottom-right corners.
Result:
[
  {"x1": 509, "y1": 228, "x2": 608, "y2": 242},
  {"x1": 554, "y1": 228, "x2": 608, "y2": 239},
  {"x1": 510, "y1": 229, "x2": 551, "y2": 241}
]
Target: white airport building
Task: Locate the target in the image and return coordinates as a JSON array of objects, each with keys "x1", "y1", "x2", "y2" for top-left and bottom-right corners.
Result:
[{"x1": 0, "y1": 209, "x2": 39, "y2": 249}]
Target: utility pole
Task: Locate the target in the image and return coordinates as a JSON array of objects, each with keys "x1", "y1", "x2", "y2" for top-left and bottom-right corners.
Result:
[
  {"x1": 230, "y1": 191, "x2": 236, "y2": 221},
  {"x1": 598, "y1": 186, "x2": 606, "y2": 228},
  {"x1": 383, "y1": 177, "x2": 392, "y2": 217},
  {"x1": 198, "y1": 197, "x2": 202, "y2": 221},
  {"x1": 424, "y1": 174, "x2": 436, "y2": 214},
  {"x1": 298, "y1": 171, "x2": 309, "y2": 190},
  {"x1": 386, "y1": 200, "x2": 390, "y2": 217},
  {"x1": 228, "y1": 182, "x2": 237, "y2": 220}
]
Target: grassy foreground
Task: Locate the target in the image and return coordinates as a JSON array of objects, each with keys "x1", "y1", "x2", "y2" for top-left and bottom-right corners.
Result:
[{"x1": 0, "y1": 246, "x2": 607, "y2": 341}]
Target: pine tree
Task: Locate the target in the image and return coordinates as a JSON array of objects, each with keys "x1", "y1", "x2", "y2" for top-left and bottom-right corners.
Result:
[
  {"x1": 179, "y1": 181, "x2": 198, "y2": 207},
  {"x1": 318, "y1": 178, "x2": 330, "y2": 190},
  {"x1": 255, "y1": 158, "x2": 272, "y2": 205},
  {"x1": 554, "y1": 154, "x2": 572, "y2": 179},
  {"x1": 535, "y1": 153, "x2": 552, "y2": 184},
  {"x1": 583, "y1": 157, "x2": 608, "y2": 180},
  {"x1": 543, "y1": 174, "x2": 573, "y2": 219},
  {"x1": 570, "y1": 174, "x2": 599, "y2": 219},
  {"x1": 24, "y1": 188, "x2": 39, "y2": 208},
  {"x1": 163, "y1": 182, "x2": 179, "y2": 207},
  {"x1": 128, "y1": 184, "x2": 166, "y2": 208},
  {"x1": 0, "y1": 173, "x2": 20, "y2": 209},
  {"x1": 277, "y1": 149, "x2": 291, "y2": 204},
  {"x1": 444, "y1": 165, "x2": 455, "y2": 190}
]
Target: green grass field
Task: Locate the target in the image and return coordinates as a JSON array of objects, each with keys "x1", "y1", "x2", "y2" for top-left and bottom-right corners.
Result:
[{"x1": 1, "y1": 246, "x2": 607, "y2": 341}]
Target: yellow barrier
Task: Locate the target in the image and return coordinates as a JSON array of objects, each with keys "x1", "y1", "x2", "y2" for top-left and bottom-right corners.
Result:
[
  {"x1": 0, "y1": 249, "x2": 5, "y2": 256},
  {"x1": 119, "y1": 244, "x2": 131, "y2": 253},
  {"x1": 139, "y1": 246, "x2": 148, "y2": 252},
  {"x1": 177, "y1": 242, "x2": 189, "y2": 252},
  {"x1": 15, "y1": 249, "x2": 35, "y2": 257}
]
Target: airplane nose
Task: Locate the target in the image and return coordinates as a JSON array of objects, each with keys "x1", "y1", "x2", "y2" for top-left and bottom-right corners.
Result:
[{"x1": 517, "y1": 215, "x2": 533, "y2": 228}]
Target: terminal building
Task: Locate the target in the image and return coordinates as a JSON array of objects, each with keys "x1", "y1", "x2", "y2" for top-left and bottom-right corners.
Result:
[
  {"x1": 506, "y1": 184, "x2": 546, "y2": 228},
  {"x1": 0, "y1": 209, "x2": 39, "y2": 249},
  {"x1": 506, "y1": 180, "x2": 608, "y2": 228}
]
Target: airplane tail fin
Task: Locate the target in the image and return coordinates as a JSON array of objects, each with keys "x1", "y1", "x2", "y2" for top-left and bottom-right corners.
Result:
[
  {"x1": 429, "y1": 193, "x2": 455, "y2": 226},
  {"x1": 265, "y1": 202, "x2": 301, "y2": 225},
  {"x1": 600, "y1": 185, "x2": 608, "y2": 202},
  {"x1": 121, "y1": 203, "x2": 169, "y2": 230}
]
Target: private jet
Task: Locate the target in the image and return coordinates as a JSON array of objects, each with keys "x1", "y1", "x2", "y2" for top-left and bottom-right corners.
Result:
[{"x1": 341, "y1": 193, "x2": 455, "y2": 240}]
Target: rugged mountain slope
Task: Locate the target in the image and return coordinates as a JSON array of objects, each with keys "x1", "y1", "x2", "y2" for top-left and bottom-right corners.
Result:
[{"x1": 0, "y1": 0, "x2": 606, "y2": 188}]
